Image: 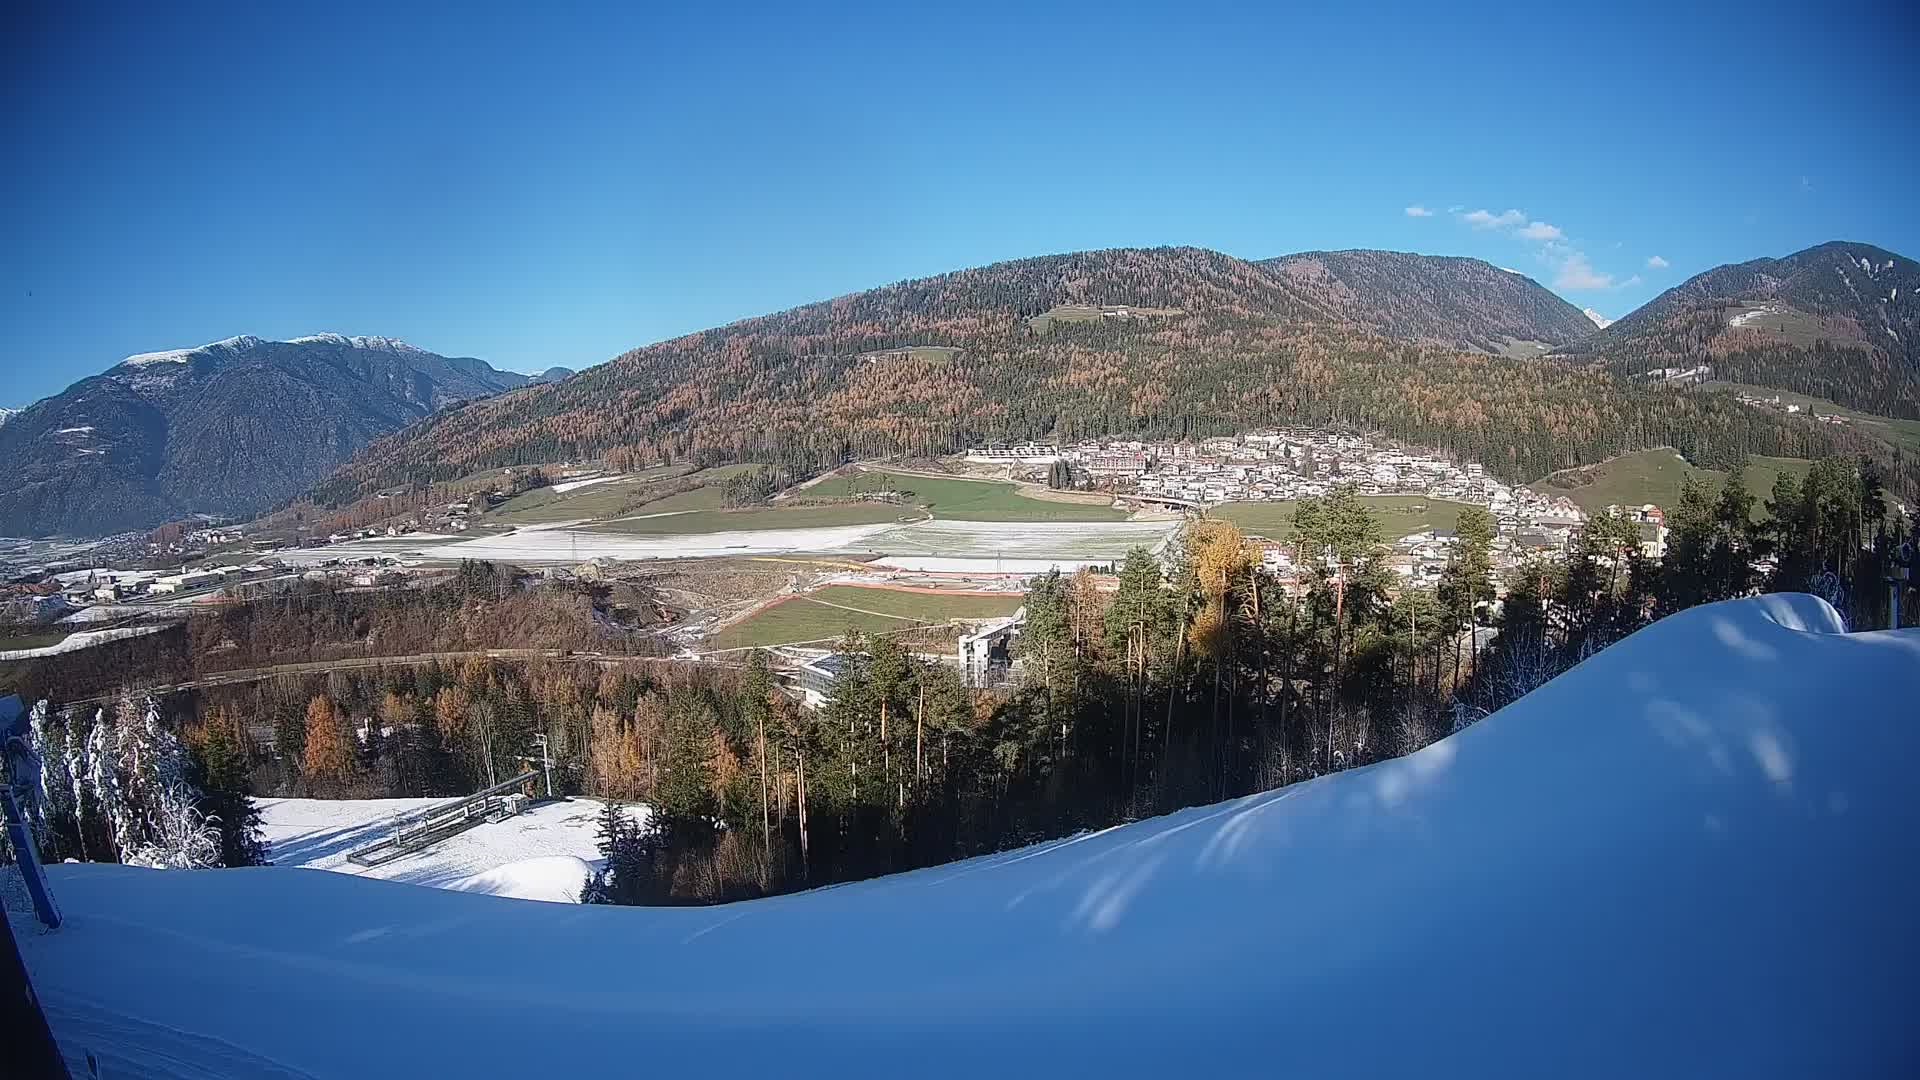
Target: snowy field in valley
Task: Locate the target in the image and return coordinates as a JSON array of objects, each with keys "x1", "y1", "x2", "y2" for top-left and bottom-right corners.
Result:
[
  {"x1": 302, "y1": 516, "x2": 1180, "y2": 568},
  {"x1": 258, "y1": 796, "x2": 647, "y2": 903},
  {"x1": 0, "y1": 622, "x2": 173, "y2": 660},
  {"x1": 547, "y1": 474, "x2": 620, "y2": 494},
  {"x1": 851, "y1": 519, "x2": 1175, "y2": 563},
  {"x1": 19, "y1": 594, "x2": 1920, "y2": 1078}
]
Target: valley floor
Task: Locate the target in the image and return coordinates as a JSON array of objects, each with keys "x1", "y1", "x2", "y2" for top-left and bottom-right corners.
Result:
[
  {"x1": 15, "y1": 595, "x2": 1920, "y2": 1078},
  {"x1": 290, "y1": 516, "x2": 1181, "y2": 570}
]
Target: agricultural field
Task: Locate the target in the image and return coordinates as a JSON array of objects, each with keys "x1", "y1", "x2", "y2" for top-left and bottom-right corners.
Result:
[
  {"x1": 1215, "y1": 495, "x2": 1475, "y2": 541},
  {"x1": 1717, "y1": 303, "x2": 1855, "y2": 350},
  {"x1": 706, "y1": 585, "x2": 1022, "y2": 651},
  {"x1": 1532, "y1": 448, "x2": 1811, "y2": 517},
  {"x1": 594, "y1": 503, "x2": 913, "y2": 535},
  {"x1": 486, "y1": 465, "x2": 697, "y2": 524},
  {"x1": 1707, "y1": 381, "x2": 1920, "y2": 457},
  {"x1": 803, "y1": 469, "x2": 1128, "y2": 522},
  {"x1": 612, "y1": 464, "x2": 768, "y2": 516},
  {"x1": 1027, "y1": 303, "x2": 1183, "y2": 335},
  {"x1": 808, "y1": 585, "x2": 1022, "y2": 620},
  {"x1": 857, "y1": 345, "x2": 964, "y2": 364}
]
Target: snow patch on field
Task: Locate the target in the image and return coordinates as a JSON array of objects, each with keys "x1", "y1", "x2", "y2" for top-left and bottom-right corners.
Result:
[
  {"x1": 258, "y1": 796, "x2": 645, "y2": 899},
  {"x1": 549, "y1": 474, "x2": 621, "y2": 494},
  {"x1": 295, "y1": 514, "x2": 1180, "y2": 568},
  {"x1": 874, "y1": 556, "x2": 1114, "y2": 573},
  {"x1": 445, "y1": 855, "x2": 597, "y2": 903},
  {"x1": 0, "y1": 623, "x2": 171, "y2": 661},
  {"x1": 859, "y1": 519, "x2": 1177, "y2": 562},
  {"x1": 443, "y1": 522, "x2": 904, "y2": 562}
]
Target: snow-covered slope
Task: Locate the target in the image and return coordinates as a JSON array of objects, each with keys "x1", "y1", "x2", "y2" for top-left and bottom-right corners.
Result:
[
  {"x1": 1582, "y1": 305, "x2": 1613, "y2": 328},
  {"x1": 18, "y1": 594, "x2": 1920, "y2": 1078},
  {"x1": 258, "y1": 796, "x2": 645, "y2": 901}
]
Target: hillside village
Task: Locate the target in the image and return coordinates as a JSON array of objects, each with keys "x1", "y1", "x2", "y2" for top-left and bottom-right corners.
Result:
[
  {"x1": 969, "y1": 428, "x2": 1667, "y2": 584},
  {"x1": 1733, "y1": 390, "x2": 1853, "y2": 426}
]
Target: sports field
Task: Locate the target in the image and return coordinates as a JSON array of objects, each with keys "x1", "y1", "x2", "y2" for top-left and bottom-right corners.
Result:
[
  {"x1": 706, "y1": 585, "x2": 1023, "y2": 650},
  {"x1": 1215, "y1": 495, "x2": 1476, "y2": 541}
]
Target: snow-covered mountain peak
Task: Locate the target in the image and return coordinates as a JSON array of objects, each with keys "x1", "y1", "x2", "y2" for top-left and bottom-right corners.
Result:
[
  {"x1": 117, "y1": 333, "x2": 439, "y2": 371},
  {"x1": 118, "y1": 335, "x2": 266, "y2": 368},
  {"x1": 287, "y1": 332, "x2": 430, "y2": 355},
  {"x1": 1582, "y1": 307, "x2": 1613, "y2": 329}
]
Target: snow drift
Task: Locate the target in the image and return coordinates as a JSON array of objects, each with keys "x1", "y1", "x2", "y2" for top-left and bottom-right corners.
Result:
[
  {"x1": 18, "y1": 594, "x2": 1920, "y2": 1078},
  {"x1": 444, "y1": 855, "x2": 593, "y2": 904}
]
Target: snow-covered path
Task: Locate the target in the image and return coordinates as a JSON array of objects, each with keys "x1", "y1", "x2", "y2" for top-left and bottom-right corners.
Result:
[{"x1": 17, "y1": 595, "x2": 1920, "y2": 1078}]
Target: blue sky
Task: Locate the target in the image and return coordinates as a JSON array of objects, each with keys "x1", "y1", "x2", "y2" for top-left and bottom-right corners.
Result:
[{"x1": 4, "y1": 1, "x2": 1916, "y2": 405}]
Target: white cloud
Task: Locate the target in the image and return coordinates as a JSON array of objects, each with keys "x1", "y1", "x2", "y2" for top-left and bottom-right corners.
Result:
[
  {"x1": 1404, "y1": 205, "x2": 1434, "y2": 217},
  {"x1": 1553, "y1": 252, "x2": 1616, "y2": 291},
  {"x1": 1645, "y1": 255, "x2": 1669, "y2": 269},
  {"x1": 1454, "y1": 200, "x2": 1634, "y2": 293},
  {"x1": 1461, "y1": 208, "x2": 1526, "y2": 229}
]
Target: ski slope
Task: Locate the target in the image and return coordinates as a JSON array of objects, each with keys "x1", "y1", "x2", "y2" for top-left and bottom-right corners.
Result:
[
  {"x1": 258, "y1": 796, "x2": 646, "y2": 902},
  {"x1": 17, "y1": 594, "x2": 1920, "y2": 1078}
]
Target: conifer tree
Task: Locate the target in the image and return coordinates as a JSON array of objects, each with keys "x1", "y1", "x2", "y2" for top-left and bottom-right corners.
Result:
[{"x1": 192, "y1": 715, "x2": 270, "y2": 867}]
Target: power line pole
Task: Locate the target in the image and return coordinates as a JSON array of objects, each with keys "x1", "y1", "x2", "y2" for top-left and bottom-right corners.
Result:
[{"x1": 532, "y1": 733, "x2": 554, "y2": 798}]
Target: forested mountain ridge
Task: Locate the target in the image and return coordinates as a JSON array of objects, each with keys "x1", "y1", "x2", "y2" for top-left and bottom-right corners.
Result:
[
  {"x1": 1562, "y1": 241, "x2": 1920, "y2": 418},
  {"x1": 1256, "y1": 249, "x2": 1597, "y2": 355},
  {"x1": 312, "y1": 245, "x2": 1890, "y2": 509},
  {"x1": 0, "y1": 334, "x2": 539, "y2": 537}
]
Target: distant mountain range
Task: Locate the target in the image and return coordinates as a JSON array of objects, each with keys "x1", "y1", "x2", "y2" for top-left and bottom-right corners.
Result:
[
  {"x1": 12, "y1": 241, "x2": 1910, "y2": 538},
  {"x1": 1257, "y1": 249, "x2": 1596, "y2": 356},
  {"x1": 0, "y1": 406, "x2": 19, "y2": 427},
  {"x1": 0, "y1": 334, "x2": 560, "y2": 537},
  {"x1": 313, "y1": 244, "x2": 1892, "y2": 512},
  {"x1": 1562, "y1": 241, "x2": 1918, "y2": 416}
]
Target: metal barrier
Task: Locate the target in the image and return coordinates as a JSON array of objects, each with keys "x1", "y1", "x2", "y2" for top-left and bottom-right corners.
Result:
[
  {"x1": 0, "y1": 789, "x2": 61, "y2": 930},
  {"x1": 344, "y1": 770, "x2": 542, "y2": 867}
]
